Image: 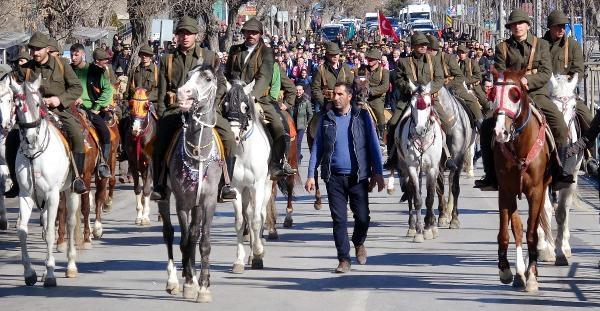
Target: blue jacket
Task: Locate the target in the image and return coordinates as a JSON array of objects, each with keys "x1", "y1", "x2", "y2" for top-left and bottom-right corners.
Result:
[{"x1": 308, "y1": 107, "x2": 383, "y2": 182}]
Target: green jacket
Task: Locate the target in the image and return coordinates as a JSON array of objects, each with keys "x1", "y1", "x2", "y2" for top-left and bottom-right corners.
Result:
[
  {"x1": 128, "y1": 62, "x2": 159, "y2": 103},
  {"x1": 225, "y1": 39, "x2": 274, "y2": 103},
  {"x1": 310, "y1": 61, "x2": 354, "y2": 106},
  {"x1": 367, "y1": 64, "x2": 390, "y2": 107},
  {"x1": 394, "y1": 52, "x2": 444, "y2": 109},
  {"x1": 459, "y1": 58, "x2": 483, "y2": 86},
  {"x1": 157, "y1": 45, "x2": 225, "y2": 117},
  {"x1": 72, "y1": 63, "x2": 114, "y2": 111},
  {"x1": 438, "y1": 52, "x2": 465, "y2": 86},
  {"x1": 494, "y1": 32, "x2": 552, "y2": 97},
  {"x1": 20, "y1": 55, "x2": 83, "y2": 110},
  {"x1": 542, "y1": 32, "x2": 584, "y2": 81}
]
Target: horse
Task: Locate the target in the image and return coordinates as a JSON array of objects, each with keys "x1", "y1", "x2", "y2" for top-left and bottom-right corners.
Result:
[
  {"x1": 394, "y1": 81, "x2": 443, "y2": 242},
  {"x1": 157, "y1": 65, "x2": 222, "y2": 303},
  {"x1": 9, "y1": 76, "x2": 81, "y2": 286},
  {"x1": 433, "y1": 86, "x2": 476, "y2": 229},
  {"x1": 222, "y1": 79, "x2": 273, "y2": 274},
  {"x1": 0, "y1": 71, "x2": 14, "y2": 230},
  {"x1": 124, "y1": 87, "x2": 156, "y2": 225},
  {"x1": 491, "y1": 68, "x2": 552, "y2": 292},
  {"x1": 536, "y1": 73, "x2": 584, "y2": 266}
]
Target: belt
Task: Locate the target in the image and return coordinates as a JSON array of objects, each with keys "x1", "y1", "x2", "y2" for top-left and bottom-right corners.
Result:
[{"x1": 332, "y1": 172, "x2": 353, "y2": 177}]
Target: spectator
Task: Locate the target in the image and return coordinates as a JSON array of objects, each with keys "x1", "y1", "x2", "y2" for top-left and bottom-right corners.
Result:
[{"x1": 292, "y1": 84, "x2": 313, "y2": 163}]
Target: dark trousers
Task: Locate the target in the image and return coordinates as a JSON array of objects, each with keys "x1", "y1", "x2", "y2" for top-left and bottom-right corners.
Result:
[
  {"x1": 325, "y1": 174, "x2": 371, "y2": 262},
  {"x1": 296, "y1": 129, "x2": 305, "y2": 164},
  {"x1": 153, "y1": 112, "x2": 183, "y2": 184},
  {"x1": 86, "y1": 110, "x2": 110, "y2": 147}
]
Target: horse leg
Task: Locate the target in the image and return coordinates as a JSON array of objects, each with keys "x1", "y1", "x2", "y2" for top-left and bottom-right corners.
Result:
[
  {"x1": 93, "y1": 178, "x2": 107, "y2": 238},
  {"x1": 387, "y1": 168, "x2": 396, "y2": 195},
  {"x1": 554, "y1": 185, "x2": 573, "y2": 266},
  {"x1": 0, "y1": 169, "x2": 6, "y2": 230},
  {"x1": 508, "y1": 202, "x2": 526, "y2": 289},
  {"x1": 65, "y1": 190, "x2": 80, "y2": 278},
  {"x1": 410, "y1": 169, "x2": 424, "y2": 243},
  {"x1": 464, "y1": 143, "x2": 475, "y2": 178},
  {"x1": 80, "y1": 191, "x2": 92, "y2": 249},
  {"x1": 250, "y1": 182, "x2": 270, "y2": 269},
  {"x1": 18, "y1": 195, "x2": 37, "y2": 285},
  {"x1": 423, "y1": 169, "x2": 437, "y2": 240},
  {"x1": 56, "y1": 192, "x2": 67, "y2": 252},
  {"x1": 133, "y1": 172, "x2": 143, "y2": 225},
  {"x1": 449, "y1": 169, "x2": 461, "y2": 229},
  {"x1": 283, "y1": 176, "x2": 294, "y2": 228},
  {"x1": 158, "y1": 198, "x2": 179, "y2": 295},
  {"x1": 42, "y1": 191, "x2": 60, "y2": 287},
  {"x1": 183, "y1": 205, "x2": 201, "y2": 300},
  {"x1": 232, "y1": 189, "x2": 246, "y2": 274},
  {"x1": 437, "y1": 171, "x2": 449, "y2": 227},
  {"x1": 265, "y1": 184, "x2": 278, "y2": 240},
  {"x1": 497, "y1": 193, "x2": 513, "y2": 285},
  {"x1": 141, "y1": 167, "x2": 152, "y2": 225},
  {"x1": 537, "y1": 192, "x2": 556, "y2": 262},
  {"x1": 406, "y1": 179, "x2": 416, "y2": 238},
  {"x1": 197, "y1": 195, "x2": 217, "y2": 303},
  {"x1": 524, "y1": 191, "x2": 545, "y2": 293}
]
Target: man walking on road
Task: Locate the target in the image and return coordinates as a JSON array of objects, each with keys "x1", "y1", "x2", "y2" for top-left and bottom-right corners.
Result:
[{"x1": 305, "y1": 83, "x2": 384, "y2": 273}]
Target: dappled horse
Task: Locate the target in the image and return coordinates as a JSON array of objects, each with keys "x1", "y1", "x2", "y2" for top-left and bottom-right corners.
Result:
[
  {"x1": 536, "y1": 73, "x2": 584, "y2": 266},
  {"x1": 222, "y1": 80, "x2": 273, "y2": 274},
  {"x1": 125, "y1": 87, "x2": 156, "y2": 225},
  {"x1": 157, "y1": 65, "x2": 222, "y2": 303},
  {"x1": 0, "y1": 71, "x2": 14, "y2": 230},
  {"x1": 491, "y1": 69, "x2": 552, "y2": 292},
  {"x1": 9, "y1": 76, "x2": 81, "y2": 286},
  {"x1": 394, "y1": 81, "x2": 443, "y2": 242}
]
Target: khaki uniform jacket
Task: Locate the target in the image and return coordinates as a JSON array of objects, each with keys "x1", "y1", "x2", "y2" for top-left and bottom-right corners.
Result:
[
  {"x1": 437, "y1": 52, "x2": 465, "y2": 86},
  {"x1": 460, "y1": 58, "x2": 483, "y2": 86},
  {"x1": 494, "y1": 32, "x2": 552, "y2": 97},
  {"x1": 21, "y1": 56, "x2": 83, "y2": 110},
  {"x1": 157, "y1": 45, "x2": 225, "y2": 117},
  {"x1": 128, "y1": 63, "x2": 159, "y2": 103},
  {"x1": 280, "y1": 73, "x2": 296, "y2": 109},
  {"x1": 225, "y1": 39, "x2": 274, "y2": 103},
  {"x1": 367, "y1": 64, "x2": 390, "y2": 107},
  {"x1": 310, "y1": 61, "x2": 354, "y2": 106},
  {"x1": 542, "y1": 32, "x2": 584, "y2": 80},
  {"x1": 394, "y1": 52, "x2": 444, "y2": 108}
]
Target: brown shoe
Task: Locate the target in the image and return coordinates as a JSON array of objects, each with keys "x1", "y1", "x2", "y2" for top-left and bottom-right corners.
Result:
[
  {"x1": 335, "y1": 260, "x2": 351, "y2": 273},
  {"x1": 355, "y1": 244, "x2": 367, "y2": 265}
]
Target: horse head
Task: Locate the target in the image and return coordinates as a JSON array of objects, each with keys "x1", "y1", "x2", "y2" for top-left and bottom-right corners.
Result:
[
  {"x1": 177, "y1": 65, "x2": 218, "y2": 125},
  {"x1": 223, "y1": 79, "x2": 255, "y2": 143},
  {"x1": 0, "y1": 69, "x2": 14, "y2": 136},
  {"x1": 129, "y1": 87, "x2": 151, "y2": 136},
  {"x1": 408, "y1": 80, "x2": 433, "y2": 136},
  {"x1": 9, "y1": 75, "x2": 45, "y2": 148},
  {"x1": 490, "y1": 68, "x2": 528, "y2": 143},
  {"x1": 548, "y1": 73, "x2": 578, "y2": 125}
]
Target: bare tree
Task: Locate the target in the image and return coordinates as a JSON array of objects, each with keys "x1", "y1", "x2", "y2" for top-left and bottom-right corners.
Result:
[{"x1": 127, "y1": 0, "x2": 166, "y2": 47}]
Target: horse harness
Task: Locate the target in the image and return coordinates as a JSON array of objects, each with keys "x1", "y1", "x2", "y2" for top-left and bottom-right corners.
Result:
[{"x1": 501, "y1": 36, "x2": 539, "y2": 75}]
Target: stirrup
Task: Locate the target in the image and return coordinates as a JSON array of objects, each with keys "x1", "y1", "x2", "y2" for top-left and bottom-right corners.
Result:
[
  {"x1": 72, "y1": 178, "x2": 88, "y2": 194},
  {"x1": 98, "y1": 163, "x2": 111, "y2": 179},
  {"x1": 219, "y1": 185, "x2": 237, "y2": 202}
]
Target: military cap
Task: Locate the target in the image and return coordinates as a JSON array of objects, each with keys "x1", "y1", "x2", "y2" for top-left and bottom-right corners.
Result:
[
  {"x1": 28, "y1": 31, "x2": 49, "y2": 49},
  {"x1": 325, "y1": 42, "x2": 341, "y2": 55},
  {"x1": 138, "y1": 44, "x2": 154, "y2": 56},
  {"x1": 365, "y1": 48, "x2": 382, "y2": 60},
  {"x1": 411, "y1": 32, "x2": 429, "y2": 46},
  {"x1": 358, "y1": 42, "x2": 368, "y2": 49},
  {"x1": 48, "y1": 38, "x2": 60, "y2": 53},
  {"x1": 547, "y1": 10, "x2": 569, "y2": 27},
  {"x1": 176, "y1": 16, "x2": 199, "y2": 34},
  {"x1": 241, "y1": 18, "x2": 264, "y2": 34},
  {"x1": 0, "y1": 64, "x2": 12, "y2": 79},
  {"x1": 11, "y1": 49, "x2": 31, "y2": 62},
  {"x1": 426, "y1": 34, "x2": 440, "y2": 51},
  {"x1": 92, "y1": 48, "x2": 110, "y2": 61},
  {"x1": 122, "y1": 43, "x2": 131, "y2": 50},
  {"x1": 505, "y1": 9, "x2": 531, "y2": 28},
  {"x1": 457, "y1": 45, "x2": 469, "y2": 54}
]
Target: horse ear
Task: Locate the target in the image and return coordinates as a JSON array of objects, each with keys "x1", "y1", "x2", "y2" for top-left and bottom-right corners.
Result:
[
  {"x1": 423, "y1": 82, "x2": 432, "y2": 94},
  {"x1": 569, "y1": 73, "x2": 579, "y2": 90},
  {"x1": 549, "y1": 74, "x2": 557, "y2": 88},
  {"x1": 226, "y1": 80, "x2": 232, "y2": 91},
  {"x1": 31, "y1": 75, "x2": 42, "y2": 91},
  {"x1": 408, "y1": 80, "x2": 417, "y2": 93},
  {"x1": 243, "y1": 80, "x2": 255, "y2": 96}
]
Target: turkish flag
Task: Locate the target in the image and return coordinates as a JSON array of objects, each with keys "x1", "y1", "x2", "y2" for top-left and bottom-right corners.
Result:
[{"x1": 378, "y1": 11, "x2": 399, "y2": 43}]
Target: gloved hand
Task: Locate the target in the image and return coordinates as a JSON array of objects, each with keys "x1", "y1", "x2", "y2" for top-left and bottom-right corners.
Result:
[{"x1": 566, "y1": 137, "x2": 589, "y2": 158}]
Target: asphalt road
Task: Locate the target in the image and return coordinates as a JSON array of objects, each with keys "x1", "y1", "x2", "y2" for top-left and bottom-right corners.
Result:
[{"x1": 1, "y1": 154, "x2": 599, "y2": 310}]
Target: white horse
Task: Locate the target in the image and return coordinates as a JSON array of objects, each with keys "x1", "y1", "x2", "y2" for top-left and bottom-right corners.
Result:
[
  {"x1": 0, "y1": 70, "x2": 14, "y2": 230},
  {"x1": 395, "y1": 81, "x2": 443, "y2": 242},
  {"x1": 9, "y1": 76, "x2": 80, "y2": 286},
  {"x1": 537, "y1": 73, "x2": 584, "y2": 266},
  {"x1": 222, "y1": 80, "x2": 273, "y2": 273}
]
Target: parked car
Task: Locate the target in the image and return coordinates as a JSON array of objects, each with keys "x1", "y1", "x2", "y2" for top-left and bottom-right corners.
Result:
[{"x1": 321, "y1": 24, "x2": 346, "y2": 42}]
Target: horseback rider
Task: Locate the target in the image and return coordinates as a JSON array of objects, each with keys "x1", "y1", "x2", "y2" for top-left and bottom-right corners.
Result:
[
  {"x1": 225, "y1": 18, "x2": 296, "y2": 178},
  {"x1": 150, "y1": 16, "x2": 230, "y2": 201},
  {"x1": 456, "y1": 44, "x2": 492, "y2": 115},
  {"x1": 7, "y1": 32, "x2": 87, "y2": 195},
  {"x1": 363, "y1": 48, "x2": 390, "y2": 145},
  {"x1": 69, "y1": 44, "x2": 113, "y2": 179},
  {"x1": 475, "y1": 9, "x2": 576, "y2": 191},
  {"x1": 311, "y1": 41, "x2": 354, "y2": 112}
]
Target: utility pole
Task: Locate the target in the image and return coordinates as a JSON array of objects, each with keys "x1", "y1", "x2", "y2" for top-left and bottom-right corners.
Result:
[
  {"x1": 499, "y1": 0, "x2": 505, "y2": 40},
  {"x1": 477, "y1": 0, "x2": 481, "y2": 42},
  {"x1": 581, "y1": 0, "x2": 588, "y2": 60},
  {"x1": 535, "y1": 0, "x2": 542, "y2": 36}
]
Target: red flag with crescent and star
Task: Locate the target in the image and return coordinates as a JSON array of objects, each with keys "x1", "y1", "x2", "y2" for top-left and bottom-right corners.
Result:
[{"x1": 378, "y1": 11, "x2": 399, "y2": 43}]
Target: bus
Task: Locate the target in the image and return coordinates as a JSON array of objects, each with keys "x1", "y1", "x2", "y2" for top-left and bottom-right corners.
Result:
[{"x1": 401, "y1": 4, "x2": 432, "y2": 24}]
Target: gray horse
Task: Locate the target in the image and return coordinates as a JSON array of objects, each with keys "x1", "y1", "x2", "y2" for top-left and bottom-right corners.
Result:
[
  {"x1": 157, "y1": 65, "x2": 222, "y2": 303},
  {"x1": 435, "y1": 87, "x2": 476, "y2": 229}
]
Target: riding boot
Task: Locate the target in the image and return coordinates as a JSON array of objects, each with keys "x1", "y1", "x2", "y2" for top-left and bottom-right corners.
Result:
[
  {"x1": 553, "y1": 147, "x2": 576, "y2": 190},
  {"x1": 97, "y1": 143, "x2": 111, "y2": 178},
  {"x1": 150, "y1": 158, "x2": 165, "y2": 201},
  {"x1": 377, "y1": 124, "x2": 386, "y2": 146},
  {"x1": 72, "y1": 153, "x2": 88, "y2": 194},
  {"x1": 270, "y1": 136, "x2": 296, "y2": 178},
  {"x1": 443, "y1": 142, "x2": 458, "y2": 171},
  {"x1": 474, "y1": 141, "x2": 498, "y2": 191},
  {"x1": 4, "y1": 129, "x2": 20, "y2": 198},
  {"x1": 220, "y1": 156, "x2": 237, "y2": 202}
]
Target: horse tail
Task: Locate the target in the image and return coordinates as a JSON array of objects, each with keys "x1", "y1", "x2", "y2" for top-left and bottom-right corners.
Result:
[{"x1": 276, "y1": 173, "x2": 304, "y2": 198}]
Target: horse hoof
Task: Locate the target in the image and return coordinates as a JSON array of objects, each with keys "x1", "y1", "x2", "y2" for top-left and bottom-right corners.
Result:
[
  {"x1": 537, "y1": 248, "x2": 556, "y2": 262},
  {"x1": 413, "y1": 234, "x2": 424, "y2": 243},
  {"x1": 93, "y1": 228, "x2": 103, "y2": 239},
  {"x1": 183, "y1": 283, "x2": 199, "y2": 299},
  {"x1": 25, "y1": 272, "x2": 38, "y2": 286},
  {"x1": 66, "y1": 268, "x2": 78, "y2": 278},
  {"x1": 56, "y1": 242, "x2": 67, "y2": 253},
  {"x1": 196, "y1": 288, "x2": 213, "y2": 303},
  {"x1": 437, "y1": 217, "x2": 449, "y2": 227},
  {"x1": 555, "y1": 255, "x2": 569, "y2": 266},
  {"x1": 141, "y1": 218, "x2": 150, "y2": 226},
  {"x1": 135, "y1": 218, "x2": 142, "y2": 225},
  {"x1": 267, "y1": 230, "x2": 279, "y2": 240},
  {"x1": 449, "y1": 219, "x2": 460, "y2": 229},
  {"x1": 103, "y1": 204, "x2": 112, "y2": 213},
  {"x1": 283, "y1": 217, "x2": 293, "y2": 228},
  {"x1": 512, "y1": 273, "x2": 526, "y2": 289},
  {"x1": 43, "y1": 276, "x2": 57, "y2": 287},
  {"x1": 432, "y1": 227, "x2": 439, "y2": 239},
  {"x1": 166, "y1": 282, "x2": 180, "y2": 295},
  {"x1": 251, "y1": 258, "x2": 264, "y2": 269},
  {"x1": 564, "y1": 249, "x2": 572, "y2": 258},
  {"x1": 0, "y1": 219, "x2": 7, "y2": 230},
  {"x1": 158, "y1": 214, "x2": 163, "y2": 222},
  {"x1": 313, "y1": 202, "x2": 322, "y2": 210},
  {"x1": 386, "y1": 188, "x2": 395, "y2": 195},
  {"x1": 232, "y1": 263, "x2": 245, "y2": 274},
  {"x1": 499, "y1": 269, "x2": 513, "y2": 284},
  {"x1": 82, "y1": 242, "x2": 92, "y2": 250},
  {"x1": 525, "y1": 277, "x2": 539, "y2": 293},
  {"x1": 406, "y1": 229, "x2": 416, "y2": 237},
  {"x1": 423, "y1": 229, "x2": 433, "y2": 240}
]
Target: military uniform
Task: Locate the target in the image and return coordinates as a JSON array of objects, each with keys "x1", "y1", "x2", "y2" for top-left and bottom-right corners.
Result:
[
  {"x1": 364, "y1": 48, "x2": 390, "y2": 131},
  {"x1": 459, "y1": 53, "x2": 489, "y2": 109},
  {"x1": 310, "y1": 42, "x2": 354, "y2": 109}
]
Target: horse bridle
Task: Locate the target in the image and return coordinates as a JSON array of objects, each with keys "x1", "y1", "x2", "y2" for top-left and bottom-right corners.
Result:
[
  {"x1": 223, "y1": 88, "x2": 253, "y2": 141},
  {"x1": 181, "y1": 83, "x2": 217, "y2": 161},
  {"x1": 493, "y1": 80, "x2": 531, "y2": 138},
  {"x1": 13, "y1": 90, "x2": 51, "y2": 160}
]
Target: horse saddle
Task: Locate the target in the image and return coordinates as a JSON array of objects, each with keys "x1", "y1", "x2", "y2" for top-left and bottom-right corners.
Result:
[
  {"x1": 165, "y1": 128, "x2": 225, "y2": 169},
  {"x1": 45, "y1": 113, "x2": 72, "y2": 154},
  {"x1": 73, "y1": 108, "x2": 101, "y2": 150}
]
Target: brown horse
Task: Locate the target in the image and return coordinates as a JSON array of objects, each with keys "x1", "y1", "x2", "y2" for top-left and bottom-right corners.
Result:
[
  {"x1": 265, "y1": 110, "x2": 302, "y2": 240},
  {"x1": 491, "y1": 69, "x2": 552, "y2": 293},
  {"x1": 125, "y1": 88, "x2": 156, "y2": 225}
]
